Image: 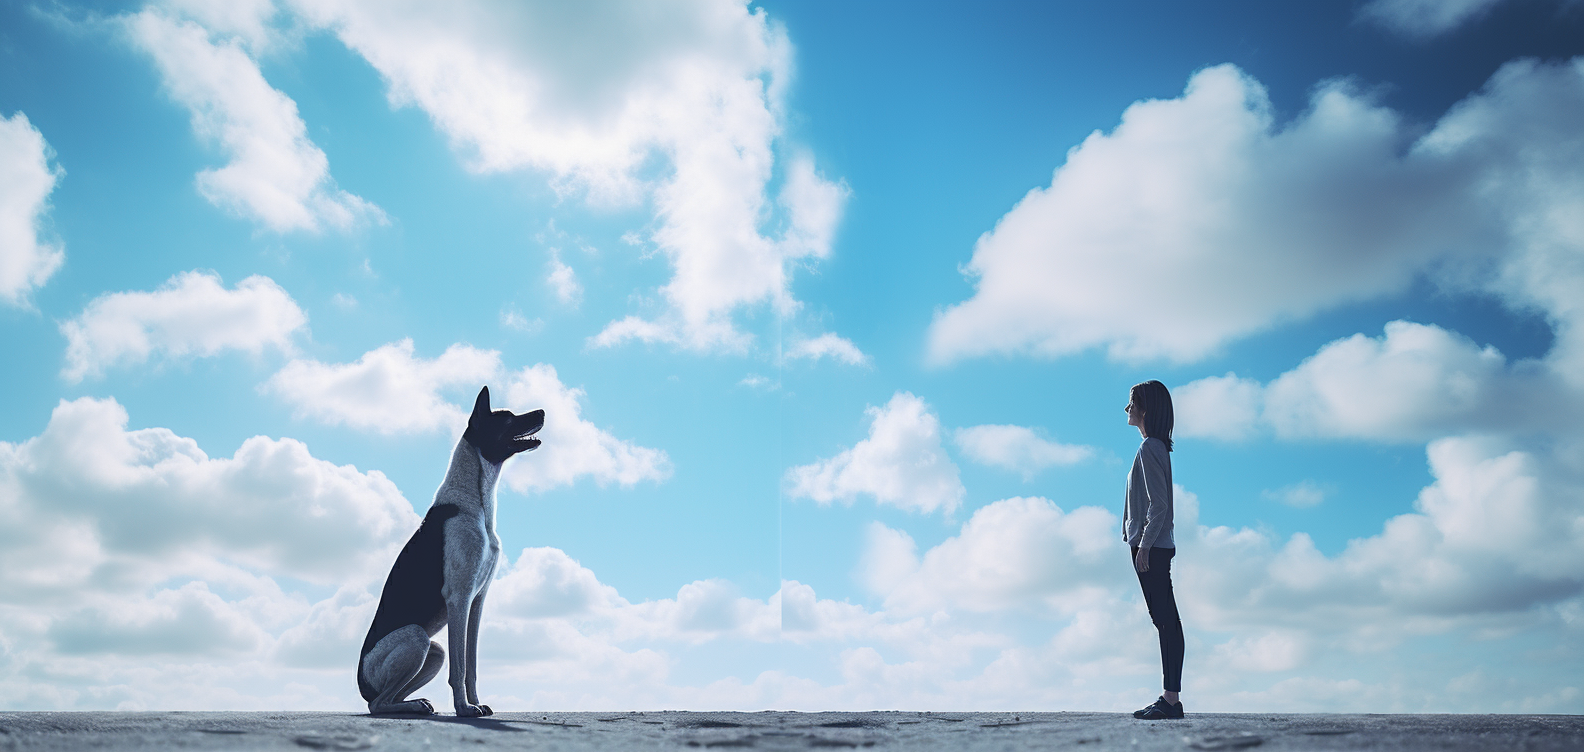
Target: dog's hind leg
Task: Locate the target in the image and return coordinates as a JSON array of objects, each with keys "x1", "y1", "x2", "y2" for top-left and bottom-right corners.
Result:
[{"x1": 363, "y1": 624, "x2": 444, "y2": 715}]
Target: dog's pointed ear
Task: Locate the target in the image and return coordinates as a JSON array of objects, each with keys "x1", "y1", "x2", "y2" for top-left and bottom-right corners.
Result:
[{"x1": 472, "y1": 386, "x2": 491, "y2": 421}]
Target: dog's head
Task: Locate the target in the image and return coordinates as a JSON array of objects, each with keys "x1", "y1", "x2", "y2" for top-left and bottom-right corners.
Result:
[{"x1": 463, "y1": 386, "x2": 544, "y2": 465}]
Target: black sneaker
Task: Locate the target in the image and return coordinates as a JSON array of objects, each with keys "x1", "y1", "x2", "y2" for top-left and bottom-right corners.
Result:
[{"x1": 1133, "y1": 696, "x2": 1184, "y2": 720}]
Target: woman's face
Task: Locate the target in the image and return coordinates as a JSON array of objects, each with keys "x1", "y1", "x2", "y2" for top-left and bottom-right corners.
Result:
[{"x1": 1125, "y1": 391, "x2": 1144, "y2": 428}]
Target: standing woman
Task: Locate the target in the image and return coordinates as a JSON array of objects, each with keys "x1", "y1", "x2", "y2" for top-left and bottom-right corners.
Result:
[{"x1": 1124, "y1": 380, "x2": 1184, "y2": 720}]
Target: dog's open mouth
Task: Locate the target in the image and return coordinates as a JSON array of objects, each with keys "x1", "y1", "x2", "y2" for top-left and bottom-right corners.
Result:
[
  {"x1": 509, "y1": 410, "x2": 545, "y2": 452},
  {"x1": 512, "y1": 429, "x2": 541, "y2": 451}
]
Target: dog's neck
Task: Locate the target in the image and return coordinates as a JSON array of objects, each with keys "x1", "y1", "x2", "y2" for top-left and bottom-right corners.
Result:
[{"x1": 434, "y1": 436, "x2": 502, "y2": 523}]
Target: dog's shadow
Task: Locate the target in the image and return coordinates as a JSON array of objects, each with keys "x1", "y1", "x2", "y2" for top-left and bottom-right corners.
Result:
[{"x1": 364, "y1": 713, "x2": 528, "y2": 733}]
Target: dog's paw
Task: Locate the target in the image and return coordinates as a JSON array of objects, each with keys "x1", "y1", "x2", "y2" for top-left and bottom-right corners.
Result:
[
  {"x1": 456, "y1": 703, "x2": 490, "y2": 718},
  {"x1": 479, "y1": 704, "x2": 493, "y2": 716},
  {"x1": 371, "y1": 698, "x2": 434, "y2": 716}
]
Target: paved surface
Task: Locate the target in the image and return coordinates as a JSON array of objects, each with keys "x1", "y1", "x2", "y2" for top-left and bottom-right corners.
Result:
[{"x1": 0, "y1": 711, "x2": 1579, "y2": 750}]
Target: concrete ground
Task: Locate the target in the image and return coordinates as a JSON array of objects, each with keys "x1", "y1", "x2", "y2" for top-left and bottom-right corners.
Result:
[{"x1": 0, "y1": 711, "x2": 1579, "y2": 751}]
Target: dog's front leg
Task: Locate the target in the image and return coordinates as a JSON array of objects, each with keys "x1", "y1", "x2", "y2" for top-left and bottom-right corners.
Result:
[
  {"x1": 445, "y1": 595, "x2": 489, "y2": 717},
  {"x1": 465, "y1": 590, "x2": 488, "y2": 710}
]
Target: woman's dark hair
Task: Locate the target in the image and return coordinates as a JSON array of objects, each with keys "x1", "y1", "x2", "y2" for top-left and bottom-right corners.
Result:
[{"x1": 1131, "y1": 380, "x2": 1174, "y2": 452}]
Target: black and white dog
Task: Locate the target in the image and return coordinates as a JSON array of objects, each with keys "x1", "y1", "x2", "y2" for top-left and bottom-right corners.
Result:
[{"x1": 358, "y1": 386, "x2": 543, "y2": 716}]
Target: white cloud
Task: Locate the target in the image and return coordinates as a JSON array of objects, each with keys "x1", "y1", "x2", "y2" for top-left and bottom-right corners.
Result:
[
  {"x1": 1261, "y1": 480, "x2": 1328, "y2": 509},
  {"x1": 500, "y1": 307, "x2": 543, "y2": 334},
  {"x1": 1422, "y1": 58, "x2": 1584, "y2": 379},
  {"x1": 0, "y1": 396, "x2": 417, "y2": 602},
  {"x1": 738, "y1": 373, "x2": 777, "y2": 390},
  {"x1": 267, "y1": 343, "x2": 667, "y2": 490},
  {"x1": 1262, "y1": 321, "x2": 1542, "y2": 441},
  {"x1": 1359, "y1": 0, "x2": 1510, "y2": 38},
  {"x1": 60, "y1": 270, "x2": 307, "y2": 382},
  {"x1": 285, "y1": 0, "x2": 846, "y2": 351},
  {"x1": 785, "y1": 392, "x2": 964, "y2": 515},
  {"x1": 785, "y1": 333, "x2": 868, "y2": 366},
  {"x1": 49, "y1": 582, "x2": 269, "y2": 657},
  {"x1": 546, "y1": 248, "x2": 582, "y2": 305},
  {"x1": 953, "y1": 424, "x2": 1093, "y2": 479},
  {"x1": 861, "y1": 498, "x2": 1123, "y2": 615},
  {"x1": 1175, "y1": 320, "x2": 1564, "y2": 443},
  {"x1": 1173, "y1": 372, "x2": 1264, "y2": 441},
  {"x1": 1208, "y1": 630, "x2": 1311, "y2": 673},
  {"x1": 490, "y1": 547, "x2": 623, "y2": 620},
  {"x1": 1186, "y1": 435, "x2": 1584, "y2": 631},
  {"x1": 928, "y1": 58, "x2": 1584, "y2": 367},
  {"x1": 271, "y1": 585, "x2": 375, "y2": 669},
  {"x1": 928, "y1": 63, "x2": 1450, "y2": 364},
  {"x1": 2, "y1": 398, "x2": 1577, "y2": 712},
  {"x1": 0, "y1": 397, "x2": 408, "y2": 709},
  {"x1": 265, "y1": 339, "x2": 502, "y2": 434},
  {"x1": 0, "y1": 398, "x2": 1052, "y2": 709},
  {"x1": 839, "y1": 446, "x2": 1584, "y2": 708},
  {"x1": 0, "y1": 112, "x2": 65, "y2": 306},
  {"x1": 126, "y1": 8, "x2": 381, "y2": 232},
  {"x1": 500, "y1": 363, "x2": 671, "y2": 493},
  {"x1": 154, "y1": 0, "x2": 283, "y2": 53}
]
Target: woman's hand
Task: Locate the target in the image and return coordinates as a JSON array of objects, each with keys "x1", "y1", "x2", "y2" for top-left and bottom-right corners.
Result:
[{"x1": 1134, "y1": 547, "x2": 1150, "y2": 573}]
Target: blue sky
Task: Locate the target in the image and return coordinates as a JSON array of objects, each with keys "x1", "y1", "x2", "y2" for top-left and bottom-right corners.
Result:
[{"x1": 1, "y1": 0, "x2": 1581, "y2": 712}]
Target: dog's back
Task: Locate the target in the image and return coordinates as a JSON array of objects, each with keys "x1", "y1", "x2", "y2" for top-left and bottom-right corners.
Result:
[{"x1": 357, "y1": 503, "x2": 460, "y2": 701}]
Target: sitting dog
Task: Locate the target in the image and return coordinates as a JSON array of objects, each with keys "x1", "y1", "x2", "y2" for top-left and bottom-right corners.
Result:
[{"x1": 357, "y1": 386, "x2": 543, "y2": 716}]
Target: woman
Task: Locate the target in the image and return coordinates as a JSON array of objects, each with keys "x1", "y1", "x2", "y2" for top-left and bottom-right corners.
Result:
[{"x1": 1123, "y1": 379, "x2": 1184, "y2": 720}]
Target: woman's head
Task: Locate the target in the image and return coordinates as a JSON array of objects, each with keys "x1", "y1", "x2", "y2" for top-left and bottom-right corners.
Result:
[{"x1": 1127, "y1": 380, "x2": 1174, "y2": 451}]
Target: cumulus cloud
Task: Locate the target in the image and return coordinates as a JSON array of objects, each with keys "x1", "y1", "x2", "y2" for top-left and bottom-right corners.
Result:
[
  {"x1": 126, "y1": 7, "x2": 381, "y2": 232},
  {"x1": 485, "y1": 552, "x2": 970, "y2": 668},
  {"x1": 3, "y1": 398, "x2": 1577, "y2": 712},
  {"x1": 265, "y1": 339, "x2": 501, "y2": 434},
  {"x1": 0, "y1": 396, "x2": 417, "y2": 603},
  {"x1": 60, "y1": 271, "x2": 306, "y2": 382},
  {"x1": 1185, "y1": 434, "x2": 1584, "y2": 630},
  {"x1": 1359, "y1": 0, "x2": 1512, "y2": 38},
  {"x1": 928, "y1": 58, "x2": 1584, "y2": 367},
  {"x1": 785, "y1": 392, "x2": 964, "y2": 515},
  {"x1": 0, "y1": 399, "x2": 1132, "y2": 710},
  {"x1": 1175, "y1": 320, "x2": 1564, "y2": 443},
  {"x1": 1173, "y1": 372, "x2": 1265, "y2": 441},
  {"x1": 500, "y1": 363, "x2": 671, "y2": 493},
  {"x1": 928, "y1": 63, "x2": 1451, "y2": 364},
  {"x1": 842, "y1": 444, "x2": 1584, "y2": 708},
  {"x1": 860, "y1": 498, "x2": 1123, "y2": 614},
  {"x1": 271, "y1": 585, "x2": 375, "y2": 669},
  {"x1": 1423, "y1": 58, "x2": 1584, "y2": 378},
  {"x1": 953, "y1": 424, "x2": 1093, "y2": 478},
  {"x1": 0, "y1": 112, "x2": 65, "y2": 306},
  {"x1": 284, "y1": 0, "x2": 846, "y2": 351},
  {"x1": 266, "y1": 343, "x2": 666, "y2": 491},
  {"x1": 49, "y1": 582, "x2": 268, "y2": 657},
  {"x1": 490, "y1": 547, "x2": 624, "y2": 620},
  {"x1": 836, "y1": 433, "x2": 1580, "y2": 654},
  {"x1": 785, "y1": 333, "x2": 868, "y2": 366}
]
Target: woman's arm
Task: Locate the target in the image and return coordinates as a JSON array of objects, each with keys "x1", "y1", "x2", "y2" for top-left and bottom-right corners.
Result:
[{"x1": 1138, "y1": 440, "x2": 1172, "y2": 551}]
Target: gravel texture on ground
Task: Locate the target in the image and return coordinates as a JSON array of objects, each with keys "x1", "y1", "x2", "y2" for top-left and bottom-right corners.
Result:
[{"x1": 0, "y1": 711, "x2": 1579, "y2": 751}]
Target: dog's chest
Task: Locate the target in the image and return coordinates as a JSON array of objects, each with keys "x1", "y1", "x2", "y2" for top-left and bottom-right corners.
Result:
[{"x1": 441, "y1": 511, "x2": 502, "y2": 596}]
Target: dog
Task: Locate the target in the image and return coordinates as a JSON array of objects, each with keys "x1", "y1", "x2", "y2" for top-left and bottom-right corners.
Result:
[{"x1": 357, "y1": 386, "x2": 543, "y2": 716}]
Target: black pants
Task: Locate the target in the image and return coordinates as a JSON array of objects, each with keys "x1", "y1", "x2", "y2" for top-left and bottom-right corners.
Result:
[{"x1": 1133, "y1": 546, "x2": 1184, "y2": 693}]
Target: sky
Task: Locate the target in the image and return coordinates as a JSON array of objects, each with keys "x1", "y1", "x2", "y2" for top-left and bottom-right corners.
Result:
[{"x1": 1, "y1": 0, "x2": 1581, "y2": 713}]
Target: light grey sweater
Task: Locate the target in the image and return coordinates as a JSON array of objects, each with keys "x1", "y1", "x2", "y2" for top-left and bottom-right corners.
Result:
[{"x1": 1122, "y1": 436, "x2": 1174, "y2": 549}]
